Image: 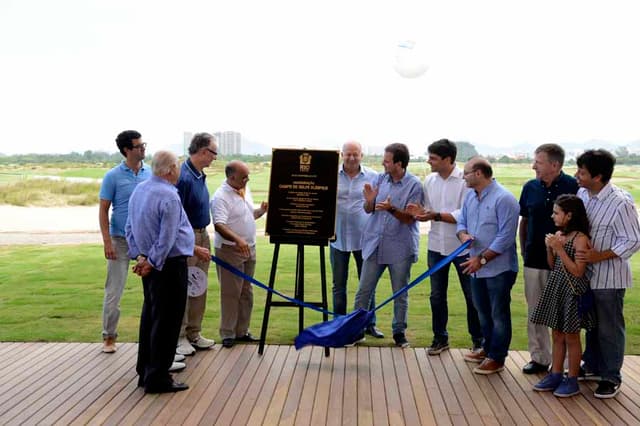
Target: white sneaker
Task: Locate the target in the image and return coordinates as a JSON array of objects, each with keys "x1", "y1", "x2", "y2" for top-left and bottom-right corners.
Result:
[
  {"x1": 190, "y1": 335, "x2": 215, "y2": 349},
  {"x1": 176, "y1": 337, "x2": 196, "y2": 356},
  {"x1": 169, "y1": 361, "x2": 186, "y2": 372},
  {"x1": 174, "y1": 353, "x2": 186, "y2": 362}
]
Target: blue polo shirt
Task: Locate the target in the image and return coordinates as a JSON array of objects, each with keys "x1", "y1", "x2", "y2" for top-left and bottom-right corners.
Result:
[
  {"x1": 519, "y1": 172, "x2": 578, "y2": 269},
  {"x1": 176, "y1": 159, "x2": 211, "y2": 229},
  {"x1": 99, "y1": 161, "x2": 151, "y2": 237}
]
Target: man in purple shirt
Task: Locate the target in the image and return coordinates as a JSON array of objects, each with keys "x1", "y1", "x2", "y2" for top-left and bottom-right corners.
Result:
[
  {"x1": 352, "y1": 143, "x2": 424, "y2": 348},
  {"x1": 126, "y1": 151, "x2": 207, "y2": 394},
  {"x1": 457, "y1": 157, "x2": 519, "y2": 375}
]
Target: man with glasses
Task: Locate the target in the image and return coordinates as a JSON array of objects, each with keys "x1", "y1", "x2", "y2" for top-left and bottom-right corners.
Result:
[
  {"x1": 175, "y1": 132, "x2": 217, "y2": 355},
  {"x1": 98, "y1": 130, "x2": 151, "y2": 353},
  {"x1": 457, "y1": 157, "x2": 519, "y2": 374},
  {"x1": 211, "y1": 160, "x2": 267, "y2": 348}
]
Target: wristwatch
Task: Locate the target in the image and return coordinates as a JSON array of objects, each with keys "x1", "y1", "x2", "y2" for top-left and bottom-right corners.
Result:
[
  {"x1": 479, "y1": 253, "x2": 487, "y2": 265},
  {"x1": 434, "y1": 212, "x2": 442, "y2": 222}
]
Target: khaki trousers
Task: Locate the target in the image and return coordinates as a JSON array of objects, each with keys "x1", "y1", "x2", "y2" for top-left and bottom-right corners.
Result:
[
  {"x1": 180, "y1": 229, "x2": 210, "y2": 341},
  {"x1": 524, "y1": 266, "x2": 552, "y2": 365},
  {"x1": 215, "y1": 244, "x2": 255, "y2": 339}
]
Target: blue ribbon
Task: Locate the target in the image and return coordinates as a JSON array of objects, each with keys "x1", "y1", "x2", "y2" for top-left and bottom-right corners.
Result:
[{"x1": 210, "y1": 239, "x2": 472, "y2": 317}]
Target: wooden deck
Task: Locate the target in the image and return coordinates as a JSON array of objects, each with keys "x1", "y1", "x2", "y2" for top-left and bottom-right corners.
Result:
[{"x1": 1, "y1": 343, "x2": 640, "y2": 425}]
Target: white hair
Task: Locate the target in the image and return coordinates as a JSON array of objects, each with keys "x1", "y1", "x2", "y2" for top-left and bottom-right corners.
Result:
[{"x1": 152, "y1": 150, "x2": 178, "y2": 176}]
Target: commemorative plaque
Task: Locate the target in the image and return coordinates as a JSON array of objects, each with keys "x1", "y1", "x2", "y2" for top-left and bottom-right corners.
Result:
[{"x1": 265, "y1": 148, "x2": 339, "y2": 243}]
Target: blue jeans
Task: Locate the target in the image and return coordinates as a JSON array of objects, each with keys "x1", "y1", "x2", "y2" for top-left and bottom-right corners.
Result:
[
  {"x1": 470, "y1": 270, "x2": 517, "y2": 364},
  {"x1": 428, "y1": 251, "x2": 482, "y2": 346},
  {"x1": 582, "y1": 289, "x2": 625, "y2": 385},
  {"x1": 354, "y1": 253, "x2": 412, "y2": 335},
  {"x1": 330, "y1": 247, "x2": 376, "y2": 323}
]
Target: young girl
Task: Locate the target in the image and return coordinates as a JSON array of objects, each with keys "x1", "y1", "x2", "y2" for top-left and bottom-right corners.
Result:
[{"x1": 529, "y1": 194, "x2": 594, "y2": 397}]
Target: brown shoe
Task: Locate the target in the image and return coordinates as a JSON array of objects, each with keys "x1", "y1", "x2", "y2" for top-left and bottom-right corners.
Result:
[
  {"x1": 473, "y1": 358, "x2": 504, "y2": 375},
  {"x1": 464, "y1": 348, "x2": 486, "y2": 363},
  {"x1": 102, "y1": 337, "x2": 117, "y2": 353}
]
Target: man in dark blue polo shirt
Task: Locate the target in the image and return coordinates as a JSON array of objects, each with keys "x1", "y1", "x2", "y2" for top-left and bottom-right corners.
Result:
[
  {"x1": 175, "y1": 133, "x2": 217, "y2": 355},
  {"x1": 519, "y1": 143, "x2": 578, "y2": 374}
]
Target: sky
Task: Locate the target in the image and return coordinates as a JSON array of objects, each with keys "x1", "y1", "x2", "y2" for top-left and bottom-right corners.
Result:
[{"x1": 1, "y1": 0, "x2": 639, "y2": 155}]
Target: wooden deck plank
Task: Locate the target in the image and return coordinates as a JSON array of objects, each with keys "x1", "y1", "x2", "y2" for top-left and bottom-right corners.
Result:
[
  {"x1": 1, "y1": 343, "x2": 640, "y2": 425},
  {"x1": 180, "y1": 344, "x2": 247, "y2": 425},
  {"x1": 0, "y1": 342, "x2": 98, "y2": 423},
  {"x1": 309, "y1": 347, "x2": 333, "y2": 426},
  {"x1": 0, "y1": 342, "x2": 71, "y2": 403},
  {"x1": 368, "y1": 347, "x2": 391, "y2": 426},
  {"x1": 261, "y1": 345, "x2": 300, "y2": 425},
  {"x1": 278, "y1": 344, "x2": 312, "y2": 425},
  {"x1": 379, "y1": 345, "x2": 404, "y2": 425},
  {"x1": 294, "y1": 346, "x2": 324, "y2": 426},
  {"x1": 356, "y1": 347, "x2": 373, "y2": 426},
  {"x1": 325, "y1": 347, "x2": 346, "y2": 426},
  {"x1": 341, "y1": 347, "x2": 359, "y2": 426},
  {"x1": 449, "y1": 349, "x2": 498, "y2": 426},
  {"x1": 402, "y1": 348, "x2": 437, "y2": 425},
  {"x1": 245, "y1": 345, "x2": 292, "y2": 426},
  {"x1": 216, "y1": 344, "x2": 276, "y2": 426},
  {"x1": 50, "y1": 343, "x2": 138, "y2": 425}
]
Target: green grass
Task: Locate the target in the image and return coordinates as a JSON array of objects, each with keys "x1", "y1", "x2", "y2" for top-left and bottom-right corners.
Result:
[
  {"x1": 1, "y1": 238, "x2": 640, "y2": 353},
  {"x1": 0, "y1": 179, "x2": 100, "y2": 206}
]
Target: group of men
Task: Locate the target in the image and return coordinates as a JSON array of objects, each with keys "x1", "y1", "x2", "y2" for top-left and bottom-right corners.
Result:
[
  {"x1": 99, "y1": 130, "x2": 265, "y2": 393},
  {"x1": 332, "y1": 139, "x2": 639, "y2": 399},
  {"x1": 98, "y1": 130, "x2": 639, "y2": 398}
]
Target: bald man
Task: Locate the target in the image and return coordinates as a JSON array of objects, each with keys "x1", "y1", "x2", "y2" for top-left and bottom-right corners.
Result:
[
  {"x1": 331, "y1": 141, "x2": 383, "y2": 338},
  {"x1": 457, "y1": 157, "x2": 519, "y2": 375},
  {"x1": 211, "y1": 161, "x2": 267, "y2": 348}
]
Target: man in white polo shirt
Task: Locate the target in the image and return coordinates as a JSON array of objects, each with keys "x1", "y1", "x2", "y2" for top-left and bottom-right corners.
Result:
[{"x1": 210, "y1": 161, "x2": 268, "y2": 348}]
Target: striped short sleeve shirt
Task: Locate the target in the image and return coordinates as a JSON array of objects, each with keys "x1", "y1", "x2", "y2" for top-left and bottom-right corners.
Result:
[{"x1": 578, "y1": 184, "x2": 640, "y2": 289}]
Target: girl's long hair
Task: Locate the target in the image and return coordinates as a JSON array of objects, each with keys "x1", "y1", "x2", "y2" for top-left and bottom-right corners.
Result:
[{"x1": 555, "y1": 194, "x2": 590, "y2": 239}]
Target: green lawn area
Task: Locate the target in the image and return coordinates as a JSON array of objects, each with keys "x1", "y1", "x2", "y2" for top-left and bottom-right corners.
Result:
[
  {"x1": 1, "y1": 237, "x2": 640, "y2": 353},
  {"x1": 1, "y1": 160, "x2": 639, "y2": 352}
]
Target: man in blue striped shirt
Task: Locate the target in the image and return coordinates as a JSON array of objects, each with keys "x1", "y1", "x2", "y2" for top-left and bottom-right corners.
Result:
[{"x1": 575, "y1": 149, "x2": 640, "y2": 399}]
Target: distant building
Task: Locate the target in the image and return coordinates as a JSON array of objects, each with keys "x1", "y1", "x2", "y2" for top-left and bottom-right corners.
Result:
[
  {"x1": 183, "y1": 131, "x2": 193, "y2": 156},
  {"x1": 214, "y1": 131, "x2": 242, "y2": 155}
]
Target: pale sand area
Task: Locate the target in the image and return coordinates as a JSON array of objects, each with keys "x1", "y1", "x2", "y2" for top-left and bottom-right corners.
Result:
[{"x1": 0, "y1": 205, "x2": 430, "y2": 245}]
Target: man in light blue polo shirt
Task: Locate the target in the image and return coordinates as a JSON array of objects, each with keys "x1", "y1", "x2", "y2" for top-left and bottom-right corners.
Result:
[
  {"x1": 98, "y1": 130, "x2": 151, "y2": 353},
  {"x1": 353, "y1": 143, "x2": 424, "y2": 348},
  {"x1": 331, "y1": 141, "x2": 383, "y2": 338},
  {"x1": 457, "y1": 157, "x2": 519, "y2": 374}
]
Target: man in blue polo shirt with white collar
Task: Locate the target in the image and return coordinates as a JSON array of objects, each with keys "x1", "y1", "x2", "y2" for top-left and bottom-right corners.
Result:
[
  {"x1": 175, "y1": 132, "x2": 216, "y2": 355},
  {"x1": 99, "y1": 130, "x2": 151, "y2": 353}
]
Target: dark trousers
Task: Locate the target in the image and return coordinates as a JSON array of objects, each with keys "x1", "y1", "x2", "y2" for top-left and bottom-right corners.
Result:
[
  {"x1": 137, "y1": 256, "x2": 188, "y2": 388},
  {"x1": 428, "y1": 251, "x2": 482, "y2": 347}
]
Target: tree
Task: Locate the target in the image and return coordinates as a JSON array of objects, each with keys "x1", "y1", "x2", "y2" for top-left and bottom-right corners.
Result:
[{"x1": 455, "y1": 141, "x2": 479, "y2": 161}]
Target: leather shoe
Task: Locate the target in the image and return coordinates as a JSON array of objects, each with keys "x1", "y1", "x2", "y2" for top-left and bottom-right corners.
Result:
[
  {"x1": 365, "y1": 325, "x2": 384, "y2": 339},
  {"x1": 522, "y1": 361, "x2": 549, "y2": 375},
  {"x1": 145, "y1": 381, "x2": 189, "y2": 394},
  {"x1": 222, "y1": 338, "x2": 234, "y2": 348},
  {"x1": 236, "y1": 333, "x2": 259, "y2": 342}
]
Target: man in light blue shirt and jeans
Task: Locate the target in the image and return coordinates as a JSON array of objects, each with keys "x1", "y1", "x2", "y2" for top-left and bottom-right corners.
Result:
[
  {"x1": 457, "y1": 157, "x2": 519, "y2": 374},
  {"x1": 353, "y1": 143, "x2": 424, "y2": 348},
  {"x1": 331, "y1": 141, "x2": 382, "y2": 338},
  {"x1": 98, "y1": 130, "x2": 151, "y2": 353}
]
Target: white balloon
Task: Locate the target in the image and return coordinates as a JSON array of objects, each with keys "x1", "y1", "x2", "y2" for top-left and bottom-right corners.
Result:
[{"x1": 394, "y1": 40, "x2": 428, "y2": 79}]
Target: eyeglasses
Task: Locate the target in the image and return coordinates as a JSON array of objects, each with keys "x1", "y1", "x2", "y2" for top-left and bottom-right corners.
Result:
[
  {"x1": 131, "y1": 142, "x2": 147, "y2": 150},
  {"x1": 206, "y1": 148, "x2": 218, "y2": 156},
  {"x1": 463, "y1": 169, "x2": 476, "y2": 176}
]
